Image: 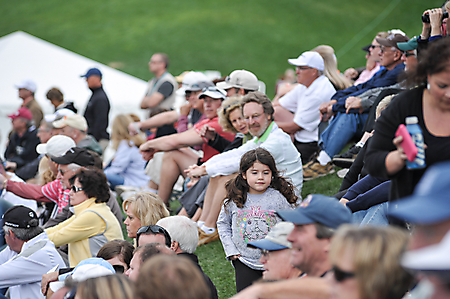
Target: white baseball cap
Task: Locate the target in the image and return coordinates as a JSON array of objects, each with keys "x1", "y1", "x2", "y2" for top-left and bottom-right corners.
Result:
[
  {"x1": 36, "y1": 135, "x2": 76, "y2": 157},
  {"x1": 53, "y1": 114, "x2": 88, "y2": 131},
  {"x1": 44, "y1": 108, "x2": 75, "y2": 122},
  {"x1": 176, "y1": 71, "x2": 210, "y2": 96},
  {"x1": 15, "y1": 79, "x2": 37, "y2": 92},
  {"x1": 288, "y1": 51, "x2": 325, "y2": 71},
  {"x1": 216, "y1": 70, "x2": 259, "y2": 91}
]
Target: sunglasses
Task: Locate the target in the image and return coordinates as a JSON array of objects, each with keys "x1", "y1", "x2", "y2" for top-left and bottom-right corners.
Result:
[
  {"x1": 260, "y1": 249, "x2": 271, "y2": 257},
  {"x1": 71, "y1": 185, "x2": 83, "y2": 193},
  {"x1": 404, "y1": 52, "x2": 415, "y2": 58},
  {"x1": 222, "y1": 101, "x2": 241, "y2": 115},
  {"x1": 295, "y1": 66, "x2": 311, "y2": 70},
  {"x1": 113, "y1": 264, "x2": 125, "y2": 274},
  {"x1": 333, "y1": 266, "x2": 355, "y2": 282},
  {"x1": 136, "y1": 225, "x2": 171, "y2": 247},
  {"x1": 369, "y1": 44, "x2": 381, "y2": 50}
]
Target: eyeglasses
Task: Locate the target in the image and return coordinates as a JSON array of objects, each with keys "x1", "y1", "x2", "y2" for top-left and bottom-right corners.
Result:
[
  {"x1": 295, "y1": 66, "x2": 311, "y2": 71},
  {"x1": 71, "y1": 185, "x2": 83, "y2": 193},
  {"x1": 404, "y1": 52, "x2": 416, "y2": 58},
  {"x1": 260, "y1": 249, "x2": 271, "y2": 257},
  {"x1": 136, "y1": 225, "x2": 171, "y2": 247},
  {"x1": 332, "y1": 266, "x2": 355, "y2": 282}
]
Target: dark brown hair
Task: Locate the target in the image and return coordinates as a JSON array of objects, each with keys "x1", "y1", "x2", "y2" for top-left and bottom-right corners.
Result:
[
  {"x1": 97, "y1": 240, "x2": 134, "y2": 268},
  {"x1": 69, "y1": 168, "x2": 110, "y2": 203},
  {"x1": 225, "y1": 148, "x2": 297, "y2": 208},
  {"x1": 46, "y1": 87, "x2": 64, "y2": 103}
]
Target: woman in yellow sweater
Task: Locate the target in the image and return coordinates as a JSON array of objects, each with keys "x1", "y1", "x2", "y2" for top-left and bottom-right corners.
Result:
[{"x1": 46, "y1": 169, "x2": 123, "y2": 266}]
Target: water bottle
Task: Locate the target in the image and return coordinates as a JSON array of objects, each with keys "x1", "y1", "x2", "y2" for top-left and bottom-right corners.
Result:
[{"x1": 405, "y1": 116, "x2": 426, "y2": 169}]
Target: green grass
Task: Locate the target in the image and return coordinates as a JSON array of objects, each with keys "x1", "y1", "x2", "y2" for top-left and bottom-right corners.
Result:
[
  {"x1": 1, "y1": 0, "x2": 441, "y2": 297},
  {"x1": 0, "y1": 0, "x2": 439, "y2": 96}
]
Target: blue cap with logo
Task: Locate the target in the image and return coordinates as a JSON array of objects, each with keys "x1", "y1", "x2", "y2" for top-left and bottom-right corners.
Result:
[
  {"x1": 388, "y1": 161, "x2": 450, "y2": 224},
  {"x1": 248, "y1": 222, "x2": 294, "y2": 251},
  {"x1": 276, "y1": 194, "x2": 351, "y2": 229},
  {"x1": 80, "y1": 68, "x2": 102, "y2": 78}
]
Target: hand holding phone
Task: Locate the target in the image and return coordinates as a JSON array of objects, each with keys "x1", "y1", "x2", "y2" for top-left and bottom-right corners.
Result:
[{"x1": 395, "y1": 124, "x2": 418, "y2": 162}]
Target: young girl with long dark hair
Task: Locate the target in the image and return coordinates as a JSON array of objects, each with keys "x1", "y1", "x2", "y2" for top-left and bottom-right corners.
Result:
[{"x1": 217, "y1": 148, "x2": 298, "y2": 292}]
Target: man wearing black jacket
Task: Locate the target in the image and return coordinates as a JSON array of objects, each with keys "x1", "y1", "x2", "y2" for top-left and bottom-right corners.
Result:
[{"x1": 81, "y1": 68, "x2": 110, "y2": 152}]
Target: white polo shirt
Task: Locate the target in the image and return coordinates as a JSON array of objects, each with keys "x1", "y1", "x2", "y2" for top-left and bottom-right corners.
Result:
[{"x1": 279, "y1": 75, "x2": 336, "y2": 143}]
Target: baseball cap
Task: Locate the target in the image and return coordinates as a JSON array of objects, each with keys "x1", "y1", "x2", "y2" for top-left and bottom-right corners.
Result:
[
  {"x1": 248, "y1": 222, "x2": 294, "y2": 251},
  {"x1": 216, "y1": 70, "x2": 259, "y2": 91},
  {"x1": 80, "y1": 68, "x2": 102, "y2": 78},
  {"x1": 199, "y1": 86, "x2": 227, "y2": 100},
  {"x1": 44, "y1": 108, "x2": 75, "y2": 122},
  {"x1": 402, "y1": 229, "x2": 450, "y2": 272},
  {"x1": 3, "y1": 205, "x2": 38, "y2": 229},
  {"x1": 288, "y1": 51, "x2": 325, "y2": 71},
  {"x1": 8, "y1": 107, "x2": 33, "y2": 121},
  {"x1": 36, "y1": 135, "x2": 76, "y2": 157},
  {"x1": 388, "y1": 161, "x2": 450, "y2": 224},
  {"x1": 397, "y1": 36, "x2": 418, "y2": 51},
  {"x1": 52, "y1": 114, "x2": 88, "y2": 131},
  {"x1": 50, "y1": 257, "x2": 115, "y2": 292},
  {"x1": 376, "y1": 33, "x2": 409, "y2": 50},
  {"x1": 176, "y1": 71, "x2": 210, "y2": 96},
  {"x1": 51, "y1": 147, "x2": 96, "y2": 167},
  {"x1": 277, "y1": 194, "x2": 351, "y2": 229},
  {"x1": 15, "y1": 79, "x2": 37, "y2": 92},
  {"x1": 185, "y1": 81, "x2": 214, "y2": 92}
]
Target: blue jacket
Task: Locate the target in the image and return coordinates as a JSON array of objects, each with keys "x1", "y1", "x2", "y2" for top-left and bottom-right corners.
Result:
[{"x1": 332, "y1": 63, "x2": 405, "y2": 113}]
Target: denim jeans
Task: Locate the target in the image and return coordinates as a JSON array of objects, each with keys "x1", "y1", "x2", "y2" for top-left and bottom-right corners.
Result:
[
  {"x1": 105, "y1": 173, "x2": 125, "y2": 190},
  {"x1": 319, "y1": 112, "x2": 368, "y2": 158},
  {"x1": 352, "y1": 202, "x2": 389, "y2": 226}
]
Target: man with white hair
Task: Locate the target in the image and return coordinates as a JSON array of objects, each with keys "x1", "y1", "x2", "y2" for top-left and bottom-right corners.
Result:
[
  {"x1": 157, "y1": 216, "x2": 218, "y2": 299},
  {"x1": 274, "y1": 51, "x2": 336, "y2": 164}
]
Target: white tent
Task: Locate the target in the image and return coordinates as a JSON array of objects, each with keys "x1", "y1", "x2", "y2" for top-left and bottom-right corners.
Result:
[{"x1": 0, "y1": 31, "x2": 148, "y2": 157}]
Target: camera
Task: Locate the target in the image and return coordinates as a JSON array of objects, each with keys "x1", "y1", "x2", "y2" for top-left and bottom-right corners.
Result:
[{"x1": 422, "y1": 11, "x2": 449, "y2": 23}]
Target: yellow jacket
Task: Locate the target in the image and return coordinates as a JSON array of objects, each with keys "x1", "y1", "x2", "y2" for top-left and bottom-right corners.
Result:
[{"x1": 46, "y1": 197, "x2": 123, "y2": 266}]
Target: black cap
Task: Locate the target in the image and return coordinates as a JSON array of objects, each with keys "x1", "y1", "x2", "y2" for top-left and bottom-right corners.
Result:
[
  {"x1": 51, "y1": 147, "x2": 96, "y2": 167},
  {"x1": 3, "y1": 205, "x2": 38, "y2": 229}
]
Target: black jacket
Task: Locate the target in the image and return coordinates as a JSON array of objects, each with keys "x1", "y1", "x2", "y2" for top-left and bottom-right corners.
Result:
[{"x1": 84, "y1": 86, "x2": 110, "y2": 141}]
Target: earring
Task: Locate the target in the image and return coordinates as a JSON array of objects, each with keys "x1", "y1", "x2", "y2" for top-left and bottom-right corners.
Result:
[{"x1": 427, "y1": 83, "x2": 430, "y2": 90}]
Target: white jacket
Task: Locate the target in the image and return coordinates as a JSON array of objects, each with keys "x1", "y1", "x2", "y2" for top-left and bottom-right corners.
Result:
[{"x1": 0, "y1": 232, "x2": 66, "y2": 299}]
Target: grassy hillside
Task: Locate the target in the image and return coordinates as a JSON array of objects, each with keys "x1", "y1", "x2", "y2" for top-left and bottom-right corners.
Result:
[{"x1": 0, "y1": 0, "x2": 439, "y2": 96}]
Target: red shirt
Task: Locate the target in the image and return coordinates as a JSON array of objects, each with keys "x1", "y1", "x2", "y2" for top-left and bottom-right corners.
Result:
[{"x1": 194, "y1": 117, "x2": 235, "y2": 162}]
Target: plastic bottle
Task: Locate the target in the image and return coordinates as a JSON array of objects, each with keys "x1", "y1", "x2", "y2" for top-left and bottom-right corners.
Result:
[{"x1": 405, "y1": 116, "x2": 426, "y2": 169}]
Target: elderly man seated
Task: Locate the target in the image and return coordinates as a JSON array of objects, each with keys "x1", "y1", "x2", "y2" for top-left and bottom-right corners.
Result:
[
  {"x1": 0, "y1": 205, "x2": 65, "y2": 299},
  {"x1": 274, "y1": 51, "x2": 336, "y2": 164}
]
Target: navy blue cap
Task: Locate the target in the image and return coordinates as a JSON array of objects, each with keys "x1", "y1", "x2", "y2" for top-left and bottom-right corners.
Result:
[
  {"x1": 388, "y1": 161, "x2": 450, "y2": 224},
  {"x1": 277, "y1": 194, "x2": 351, "y2": 229},
  {"x1": 80, "y1": 68, "x2": 102, "y2": 78},
  {"x1": 248, "y1": 222, "x2": 294, "y2": 251}
]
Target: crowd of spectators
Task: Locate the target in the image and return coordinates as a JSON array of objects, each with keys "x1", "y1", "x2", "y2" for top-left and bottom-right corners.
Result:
[{"x1": 1, "y1": 3, "x2": 450, "y2": 298}]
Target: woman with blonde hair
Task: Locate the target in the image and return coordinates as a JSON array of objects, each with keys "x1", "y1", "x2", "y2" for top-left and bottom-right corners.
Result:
[
  {"x1": 312, "y1": 45, "x2": 352, "y2": 90},
  {"x1": 329, "y1": 225, "x2": 413, "y2": 299},
  {"x1": 74, "y1": 274, "x2": 134, "y2": 299},
  {"x1": 122, "y1": 191, "x2": 169, "y2": 239},
  {"x1": 104, "y1": 114, "x2": 150, "y2": 190}
]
